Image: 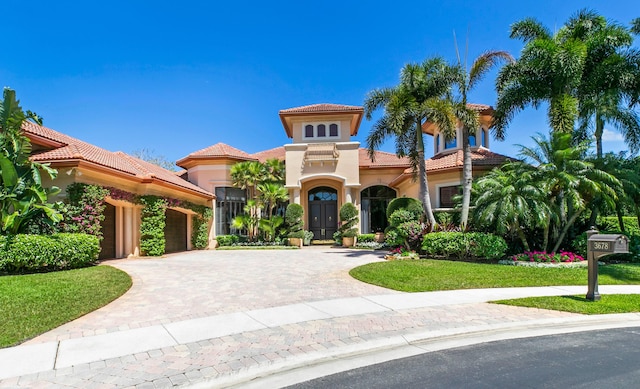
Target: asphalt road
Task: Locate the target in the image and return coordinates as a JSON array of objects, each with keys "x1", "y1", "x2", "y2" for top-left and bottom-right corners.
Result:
[{"x1": 288, "y1": 327, "x2": 640, "y2": 389}]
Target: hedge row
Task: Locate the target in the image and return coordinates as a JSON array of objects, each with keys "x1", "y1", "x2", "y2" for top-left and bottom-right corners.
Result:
[
  {"x1": 0, "y1": 233, "x2": 100, "y2": 273},
  {"x1": 422, "y1": 232, "x2": 507, "y2": 260}
]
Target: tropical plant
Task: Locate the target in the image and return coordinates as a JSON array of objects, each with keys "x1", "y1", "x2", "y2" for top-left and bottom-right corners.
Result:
[
  {"x1": 232, "y1": 199, "x2": 262, "y2": 241},
  {"x1": 285, "y1": 203, "x2": 304, "y2": 237},
  {"x1": 258, "y1": 215, "x2": 284, "y2": 242},
  {"x1": 493, "y1": 16, "x2": 588, "y2": 137},
  {"x1": 451, "y1": 47, "x2": 513, "y2": 229},
  {"x1": 364, "y1": 57, "x2": 457, "y2": 228},
  {"x1": 563, "y1": 10, "x2": 640, "y2": 159},
  {"x1": 518, "y1": 132, "x2": 620, "y2": 252},
  {"x1": 258, "y1": 182, "x2": 288, "y2": 217},
  {"x1": 0, "y1": 88, "x2": 62, "y2": 234},
  {"x1": 473, "y1": 162, "x2": 550, "y2": 251}
]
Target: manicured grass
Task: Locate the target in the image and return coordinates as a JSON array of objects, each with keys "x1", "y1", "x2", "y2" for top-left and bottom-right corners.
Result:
[
  {"x1": 349, "y1": 260, "x2": 640, "y2": 292},
  {"x1": 0, "y1": 265, "x2": 132, "y2": 348},
  {"x1": 216, "y1": 245, "x2": 299, "y2": 250},
  {"x1": 494, "y1": 294, "x2": 640, "y2": 314}
]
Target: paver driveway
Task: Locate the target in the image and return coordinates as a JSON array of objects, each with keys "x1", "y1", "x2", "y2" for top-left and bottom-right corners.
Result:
[{"x1": 26, "y1": 247, "x2": 397, "y2": 344}]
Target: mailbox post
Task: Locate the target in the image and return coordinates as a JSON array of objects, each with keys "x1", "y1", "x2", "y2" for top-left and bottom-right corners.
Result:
[{"x1": 586, "y1": 228, "x2": 630, "y2": 301}]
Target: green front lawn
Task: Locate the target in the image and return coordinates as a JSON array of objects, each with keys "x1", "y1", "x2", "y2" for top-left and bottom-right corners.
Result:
[
  {"x1": 349, "y1": 260, "x2": 640, "y2": 292},
  {"x1": 0, "y1": 266, "x2": 132, "y2": 348},
  {"x1": 495, "y1": 294, "x2": 640, "y2": 314}
]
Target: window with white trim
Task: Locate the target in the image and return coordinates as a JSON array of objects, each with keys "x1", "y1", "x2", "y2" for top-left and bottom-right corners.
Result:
[{"x1": 302, "y1": 122, "x2": 341, "y2": 139}]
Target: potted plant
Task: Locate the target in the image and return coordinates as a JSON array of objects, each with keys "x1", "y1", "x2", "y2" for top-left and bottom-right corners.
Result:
[
  {"x1": 339, "y1": 202, "x2": 359, "y2": 247},
  {"x1": 285, "y1": 203, "x2": 304, "y2": 248},
  {"x1": 303, "y1": 230, "x2": 314, "y2": 246}
]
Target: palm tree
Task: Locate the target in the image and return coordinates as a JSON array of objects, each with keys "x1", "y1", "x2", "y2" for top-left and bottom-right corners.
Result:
[
  {"x1": 452, "y1": 50, "x2": 513, "y2": 228},
  {"x1": 364, "y1": 57, "x2": 457, "y2": 228},
  {"x1": 493, "y1": 17, "x2": 588, "y2": 138},
  {"x1": 258, "y1": 182, "x2": 288, "y2": 217},
  {"x1": 518, "y1": 132, "x2": 619, "y2": 252},
  {"x1": 566, "y1": 10, "x2": 640, "y2": 159},
  {"x1": 262, "y1": 158, "x2": 285, "y2": 184},
  {"x1": 473, "y1": 162, "x2": 550, "y2": 251}
]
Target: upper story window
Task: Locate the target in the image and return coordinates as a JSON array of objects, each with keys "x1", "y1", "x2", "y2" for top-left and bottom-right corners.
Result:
[
  {"x1": 481, "y1": 128, "x2": 488, "y2": 147},
  {"x1": 468, "y1": 134, "x2": 476, "y2": 147},
  {"x1": 303, "y1": 122, "x2": 341, "y2": 139},
  {"x1": 435, "y1": 134, "x2": 440, "y2": 153},
  {"x1": 445, "y1": 136, "x2": 457, "y2": 150}
]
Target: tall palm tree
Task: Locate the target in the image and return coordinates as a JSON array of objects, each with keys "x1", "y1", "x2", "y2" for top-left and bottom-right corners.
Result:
[
  {"x1": 566, "y1": 10, "x2": 640, "y2": 159},
  {"x1": 364, "y1": 57, "x2": 457, "y2": 228},
  {"x1": 258, "y1": 182, "x2": 288, "y2": 217},
  {"x1": 452, "y1": 50, "x2": 513, "y2": 228},
  {"x1": 493, "y1": 17, "x2": 588, "y2": 138}
]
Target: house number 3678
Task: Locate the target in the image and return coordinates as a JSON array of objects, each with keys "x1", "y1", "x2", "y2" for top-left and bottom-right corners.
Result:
[{"x1": 592, "y1": 242, "x2": 609, "y2": 250}]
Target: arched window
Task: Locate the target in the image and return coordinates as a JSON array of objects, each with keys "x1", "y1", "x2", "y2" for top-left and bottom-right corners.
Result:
[
  {"x1": 329, "y1": 123, "x2": 338, "y2": 137},
  {"x1": 317, "y1": 124, "x2": 326, "y2": 137},
  {"x1": 360, "y1": 186, "x2": 396, "y2": 233},
  {"x1": 469, "y1": 134, "x2": 476, "y2": 147},
  {"x1": 305, "y1": 125, "x2": 314, "y2": 138},
  {"x1": 445, "y1": 136, "x2": 457, "y2": 149}
]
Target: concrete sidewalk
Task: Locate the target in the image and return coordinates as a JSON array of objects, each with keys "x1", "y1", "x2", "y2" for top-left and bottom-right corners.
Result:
[{"x1": 2, "y1": 285, "x2": 640, "y2": 388}]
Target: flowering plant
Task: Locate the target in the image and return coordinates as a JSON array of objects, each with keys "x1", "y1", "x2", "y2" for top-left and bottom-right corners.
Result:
[
  {"x1": 511, "y1": 251, "x2": 584, "y2": 263},
  {"x1": 384, "y1": 246, "x2": 420, "y2": 260}
]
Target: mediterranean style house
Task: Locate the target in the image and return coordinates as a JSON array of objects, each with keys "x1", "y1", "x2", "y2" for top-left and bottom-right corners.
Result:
[
  {"x1": 25, "y1": 102, "x2": 510, "y2": 258},
  {"x1": 177, "y1": 103, "x2": 510, "y2": 242}
]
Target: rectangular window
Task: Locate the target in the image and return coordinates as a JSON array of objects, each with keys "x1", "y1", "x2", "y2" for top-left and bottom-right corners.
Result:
[
  {"x1": 215, "y1": 187, "x2": 246, "y2": 235},
  {"x1": 439, "y1": 185, "x2": 460, "y2": 208}
]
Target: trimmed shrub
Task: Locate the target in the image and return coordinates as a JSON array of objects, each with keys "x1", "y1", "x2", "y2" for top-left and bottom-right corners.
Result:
[
  {"x1": 357, "y1": 233, "x2": 376, "y2": 243},
  {"x1": 285, "y1": 203, "x2": 304, "y2": 238},
  {"x1": 339, "y1": 202, "x2": 359, "y2": 238},
  {"x1": 386, "y1": 197, "x2": 423, "y2": 220},
  {"x1": 216, "y1": 234, "x2": 240, "y2": 246},
  {"x1": 0, "y1": 233, "x2": 100, "y2": 273},
  {"x1": 139, "y1": 196, "x2": 167, "y2": 256},
  {"x1": 422, "y1": 232, "x2": 507, "y2": 260},
  {"x1": 191, "y1": 207, "x2": 213, "y2": 250}
]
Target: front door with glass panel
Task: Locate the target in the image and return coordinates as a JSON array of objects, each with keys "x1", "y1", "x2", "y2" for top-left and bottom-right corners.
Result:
[{"x1": 308, "y1": 187, "x2": 338, "y2": 240}]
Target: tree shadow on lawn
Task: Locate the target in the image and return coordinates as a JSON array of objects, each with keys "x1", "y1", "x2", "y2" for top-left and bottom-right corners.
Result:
[{"x1": 599, "y1": 264, "x2": 640, "y2": 283}]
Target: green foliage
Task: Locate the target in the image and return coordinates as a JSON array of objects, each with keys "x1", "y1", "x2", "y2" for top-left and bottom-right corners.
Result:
[
  {"x1": 216, "y1": 234, "x2": 240, "y2": 246},
  {"x1": 285, "y1": 203, "x2": 304, "y2": 237},
  {"x1": 191, "y1": 207, "x2": 212, "y2": 249},
  {"x1": 303, "y1": 230, "x2": 314, "y2": 245},
  {"x1": 139, "y1": 196, "x2": 167, "y2": 256},
  {"x1": 386, "y1": 197, "x2": 423, "y2": 220},
  {"x1": 389, "y1": 209, "x2": 420, "y2": 226},
  {"x1": 62, "y1": 183, "x2": 109, "y2": 237},
  {"x1": 385, "y1": 208, "x2": 425, "y2": 251},
  {"x1": 288, "y1": 230, "x2": 306, "y2": 239},
  {"x1": 357, "y1": 233, "x2": 376, "y2": 243},
  {"x1": 0, "y1": 233, "x2": 100, "y2": 273},
  {"x1": 259, "y1": 215, "x2": 284, "y2": 242},
  {"x1": 573, "y1": 231, "x2": 640, "y2": 262},
  {"x1": 422, "y1": 232, "x2": 508, "y2": 260},
  {"x1": 0, "y1": 88, "x2": 62, "y2": 234},
  {"x1": 597, "y1": 217, "x2": 640, "y2": 236},
  {"x1": 338, "y1": 202, "x2": 359, "y2": 238}
]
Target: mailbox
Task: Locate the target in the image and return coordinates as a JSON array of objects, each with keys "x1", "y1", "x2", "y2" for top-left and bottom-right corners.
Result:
[
  {"x1": 588, "y1": 234, "x2": 629, "y2": 257},
  {"x1": 586, "y1": 231, "x2": 630, "y2": 301}
]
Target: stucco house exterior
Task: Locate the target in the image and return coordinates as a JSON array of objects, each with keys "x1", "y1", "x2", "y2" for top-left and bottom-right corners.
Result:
[
  {"x1": 177, "y1": 103, "x2": 511, "y2": 241},
  {"x1": 23, "y1": 121, "x2": 214, "y2": 259},
  {"x1": 24, "y1": 102, "x2": 510, "y2": 258}
]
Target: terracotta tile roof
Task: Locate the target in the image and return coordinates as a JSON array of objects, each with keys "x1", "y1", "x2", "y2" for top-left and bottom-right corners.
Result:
[
  {"x1": 359, "y1": 149, "x2": 411, "y2": 168},
  {"x1": 466, "y1": 103, "x2": 493, "y2": 112},
  {"x1": 252, "y1": 146, "x2": 285, "y2": 162},
  {"x1": 24, "y1": 121, "x2": 213, "y2": 198},
  {"x1": 181, "y1": 142, "x2": 255, "y2": 161},
  {"x1": 425, "y1": 148, "x2": 511, "y2": 172},
  {"x1": 279, "y1": 103, "x2": 363, "y2": 114}
]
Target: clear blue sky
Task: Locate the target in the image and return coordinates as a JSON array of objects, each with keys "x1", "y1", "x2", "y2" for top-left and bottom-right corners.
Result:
[{"x1": 2, "y1": 0, "x2": 637, "y2": 164}]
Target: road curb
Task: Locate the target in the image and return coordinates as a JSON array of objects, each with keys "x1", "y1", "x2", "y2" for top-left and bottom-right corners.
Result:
[{"x1": 198, "y1": 313, "x2": 640, "y2": 389}]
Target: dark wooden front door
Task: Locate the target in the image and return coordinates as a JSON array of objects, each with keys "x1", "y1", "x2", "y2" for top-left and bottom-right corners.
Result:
[
  {"x1": 308, "y1": 187, "x2": 338, "y2": 240},
  {"x1": 99, "y1": 203, "x2": 116, "y2": 260}
]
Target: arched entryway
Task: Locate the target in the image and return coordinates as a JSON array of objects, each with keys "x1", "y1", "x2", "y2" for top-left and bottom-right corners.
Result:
[
  {"x1": 360, "y1": 185, "x2": 396, "y2": 233},
  {"x1": 308, "y1": 186, "x2": 338, "y2": 240}
]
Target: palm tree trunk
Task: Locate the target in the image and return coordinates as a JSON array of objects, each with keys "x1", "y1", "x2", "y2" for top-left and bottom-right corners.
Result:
[
  {"x1": 460, "y1": 126, "x2": 472, "y2": 229},
  {"x1": 595, "y1": 113, "x2": 604, "y2": 160},
  {"x1": 616, "y1": 204, "x2": 626, "y2": 233},
  {"x1": 551, "y1": 208, "x2": 583, "y2": 253},
  {"x1": 416, "y1": 120, "x2": 436, "y2": 230},
  {"x1": 543, "y1": 215, "x2": 550, "y2": 252},
  {"x1": 515, "y1": 222, "x2": 530, "y2": 252}
]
